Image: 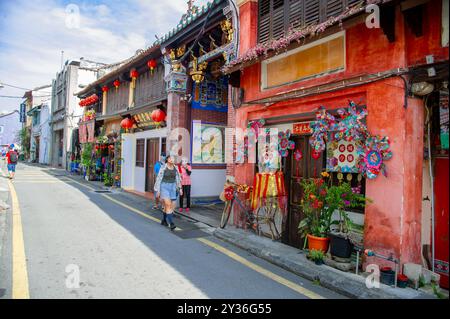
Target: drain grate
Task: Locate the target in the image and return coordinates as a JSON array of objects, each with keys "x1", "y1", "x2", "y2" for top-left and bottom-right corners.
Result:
[
  {"x1": 93, "y1": 190, "x2": 112, "y2": 193},
  {"x1": 172, "y1": 228, "x2": 211, "y2": 239}
]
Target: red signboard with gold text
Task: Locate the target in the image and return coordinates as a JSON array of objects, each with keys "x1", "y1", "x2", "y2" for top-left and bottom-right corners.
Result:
[{"x1": 293, "y1": 122, "x2": 313, "y2": 135}]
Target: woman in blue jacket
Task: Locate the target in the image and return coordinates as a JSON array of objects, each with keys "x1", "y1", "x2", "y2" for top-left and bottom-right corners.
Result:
[{"x1": 154, "y1": 154, "x2": 182, "y2": 230}]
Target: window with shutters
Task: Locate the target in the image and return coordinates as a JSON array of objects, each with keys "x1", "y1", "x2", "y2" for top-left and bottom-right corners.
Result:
[
  {"x1": 261, "y1": 31, "x2": 345, "y2": 89},
  {"x1": 136, "y1": 139, "x2": 145, "y2": 167},
  {"x1": 258, "y1": 0, "x2": 360, "y2": 43}
]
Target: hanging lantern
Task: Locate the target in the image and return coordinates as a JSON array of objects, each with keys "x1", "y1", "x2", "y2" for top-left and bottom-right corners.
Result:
[
  {"x1": 102, "y1": 86, "x2": 109, "y2": 92},
  {"x1": 130, "y1": 70, "x2": 139, "y2": 79},
  {"x1": 130, "y1": 70, "x2": 139, "y2": 89},
  {"x1": 151, "y1": 109, "x2": 166, "y2": 123},
  {"x1": 113, "y1": 80, "x2": 121, "y2": 91},
  {"x1": 120, "y1": 117, "x2": 134, "y2": 132},
  {"x1": 147, "y1": 59, "x2": 157, "y2": 74}
]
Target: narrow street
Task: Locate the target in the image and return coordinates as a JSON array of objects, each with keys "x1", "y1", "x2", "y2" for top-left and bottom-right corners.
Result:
[{"x1": 0, "y1": 164, "x2": 346, "y2": 299}]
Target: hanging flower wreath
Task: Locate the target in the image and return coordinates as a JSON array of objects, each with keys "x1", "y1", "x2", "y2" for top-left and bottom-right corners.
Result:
[
  {"x1": 310, "y1": 106, "x2": 337, "y2": 152},
  {"x1": 309, "y1": 101, "x2": 393, "y2": 179},
  {"x1": 358, "y1": 135, "x2": 393, "y2": 179},
  {"x1": 278, "y1": 129, "x2": 295, "y2": 157}
]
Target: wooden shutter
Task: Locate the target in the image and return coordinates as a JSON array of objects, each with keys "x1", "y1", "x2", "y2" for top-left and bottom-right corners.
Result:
[
  {"x1": 272, "y1": 0, "x2": 285, "y2": 39},
  {"x1": 258, "y1": 0, "x2": 271, "y2": 43},
  {"x1": 304, "y1": 0, "x2": 320, "y2": 26},
  {"x1": 259, "y1": 0, "x2": 358, "y2": 43},
  {"x1": 289, "y1": 0, "x2": 303, "y2": 29},
  {"x1": 326, "y1": 0, "x2": 345, "y2": 19}
]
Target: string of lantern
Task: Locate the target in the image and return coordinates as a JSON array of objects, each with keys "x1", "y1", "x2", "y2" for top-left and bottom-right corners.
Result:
[{"x1": 79, "y1": 94, "x2": 99, "y2": 107}]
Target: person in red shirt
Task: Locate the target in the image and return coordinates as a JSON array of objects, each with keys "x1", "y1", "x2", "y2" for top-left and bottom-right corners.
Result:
[{"x1": 6, "y1": 144, "x2": 18, "y2": 179}]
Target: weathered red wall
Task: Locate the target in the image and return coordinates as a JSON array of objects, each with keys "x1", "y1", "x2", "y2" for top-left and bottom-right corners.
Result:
[
  {"x1": 404, "y1": 0, "x2": 449, "y2": 65},
  {"x1": 231, "y1": 1, "x2": 447, "y2": 266}
]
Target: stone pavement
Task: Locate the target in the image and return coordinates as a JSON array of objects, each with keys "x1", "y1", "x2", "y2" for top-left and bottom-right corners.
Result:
[{"x1": 213, "y1": 227, "x2": 439, "y2": 299}]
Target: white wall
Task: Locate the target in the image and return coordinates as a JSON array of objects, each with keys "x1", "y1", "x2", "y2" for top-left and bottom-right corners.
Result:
[
  {"x1": 39, "y1": 102, "x2": 51, "y2": 165},
  {"x1": 121, "y1": 133, "x2": 136, "y2": 190},
  {"x1": 191, "y1": 169, "x2": 226, "y2": 197}
]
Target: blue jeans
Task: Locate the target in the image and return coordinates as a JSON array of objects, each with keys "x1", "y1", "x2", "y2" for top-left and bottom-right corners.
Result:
[{"x1": 7, "y1": 164, "x2": 16, "y2": 172}]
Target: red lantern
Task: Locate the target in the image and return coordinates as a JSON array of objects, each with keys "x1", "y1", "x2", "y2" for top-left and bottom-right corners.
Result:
[
  {"x1": 130, "y1": 70, "x2": 139, "y2": 79},
  {"x1": 113, "y1": 80, "x2": 120, "y2": 89},
  {"x1": 147, "y1": 59, "x2": 157, "y2": 74},
  {"x1": 102, "y1": 86, "x2": 109, "y2": 92},
  {"x1": 312, "y1": 150, "x2": 321, "y2": 160},
  {"x1": 120, "y1": 117, "x2": 134, "y2": 130},
  {"x1": 151, "y1": 109, "x2": 166, "y2": 123}
]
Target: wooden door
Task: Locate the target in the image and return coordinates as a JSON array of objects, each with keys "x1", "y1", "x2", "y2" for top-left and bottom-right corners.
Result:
[
  {"x1": 145, "y1": 138, "x2": 160, "y2": 192},
  {"x1": 283, "y1": 135, "x2": 325, "y2": 248}
]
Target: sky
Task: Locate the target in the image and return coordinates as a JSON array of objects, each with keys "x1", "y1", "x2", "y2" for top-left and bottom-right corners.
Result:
[{"x1": 0, "y1": 0, "x2": 209, "y2": 112}]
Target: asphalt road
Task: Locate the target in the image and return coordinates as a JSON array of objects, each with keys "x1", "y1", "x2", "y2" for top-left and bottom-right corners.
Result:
[{"x1": 0, "y1": 163, "x2": 346, "y2": 299}]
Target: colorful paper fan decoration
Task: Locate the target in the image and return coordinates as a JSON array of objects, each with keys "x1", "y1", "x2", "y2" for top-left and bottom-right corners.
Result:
[
  {"x1": 358, "y1": 135, "x2": 393, "y2": 179},
  {"x1": 310, "y1": 101, "x2": 393, "y2": 179},
  {"x1": 278, "y1": 130, "x2": 295, "y2": 157},
  {"x1": 247, "y1": 119, "x2": 266, "y2": 139}
]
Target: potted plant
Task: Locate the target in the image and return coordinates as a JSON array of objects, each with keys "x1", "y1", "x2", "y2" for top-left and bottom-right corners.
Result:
[
  {"x1": 308, "y1": 249, "x2": 325, "y2": 265},
  {"x1": 298, "y1": 178, "x2": 332, "y2": 253},
  {"x1": 81, "y1": 143, "x2": 95, "y2": 180},
  {"x1": 325, "y1": 182, "x2": 370, "y2": 259},
  {"x1": 397, "y1": 274, "x2": 409, "y2": 288},
  {"x1": 380, "y1": 266, "x2": 396, "y2": 286},
  {"x1": 103, "y1": 173, "x2": 114, "y2": 187}
]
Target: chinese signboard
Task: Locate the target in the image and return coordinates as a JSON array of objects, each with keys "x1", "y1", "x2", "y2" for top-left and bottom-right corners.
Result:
[
  {"x1": 19, "y1": 102, "x2": 26, "y2": 123},
  {"x1": 293, "y1": 122, "x2": 312, "y2": 135}
]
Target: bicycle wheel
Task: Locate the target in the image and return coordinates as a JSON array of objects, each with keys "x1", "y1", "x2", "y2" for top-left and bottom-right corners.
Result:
[{"x1": 220, "y1": 199, "x2": 233, "y2": 229}]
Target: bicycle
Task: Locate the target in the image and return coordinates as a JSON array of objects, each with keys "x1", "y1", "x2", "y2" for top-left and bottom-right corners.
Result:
[{"x1": 220, "y1": 181, "x2": 286, "y2": 241}]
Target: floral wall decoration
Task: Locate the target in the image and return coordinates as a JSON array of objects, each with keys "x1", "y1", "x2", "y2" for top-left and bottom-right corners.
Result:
[
  {"x1": 309, "y1": 101, "x2": 393, "y2": 179},
  {"x1": 359, "y1": 135, "x2": 393, "y2": 179},
  {"x1": 278, "y1": 129, "x2": 295, "y2": 157}
]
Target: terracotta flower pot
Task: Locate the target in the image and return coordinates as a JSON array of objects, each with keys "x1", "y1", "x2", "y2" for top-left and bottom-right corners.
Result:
[{"x1": 307, "y1": 234, "x2": 330, "y2": 253}]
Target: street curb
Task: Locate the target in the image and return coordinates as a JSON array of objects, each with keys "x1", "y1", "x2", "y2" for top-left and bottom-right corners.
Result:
[{"x1": 213, "y1": 227, "x2": 435, "y2": 299}]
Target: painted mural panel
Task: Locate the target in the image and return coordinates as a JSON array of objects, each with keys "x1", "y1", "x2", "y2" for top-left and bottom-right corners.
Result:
[
  {"x1": 191, "y1": 77, "x2": 228, "y2": 112},
  {"x1": 192, "y1": 121, "x2": 225, "y2": 164}
]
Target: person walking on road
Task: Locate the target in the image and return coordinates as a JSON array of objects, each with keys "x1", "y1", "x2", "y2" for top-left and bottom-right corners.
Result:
[
  {"x1": 178, "y1": 157, "x2": 192, "y2": 213},
  {"x1": 153, "y1": 153, "x2": 166, "y2": 210},
  {"x1": 6, "y1": 144, "x2": 18, "y2": 179},
  {"x1": 154, "y1": 154, "x2": 182, "y2": 230}
]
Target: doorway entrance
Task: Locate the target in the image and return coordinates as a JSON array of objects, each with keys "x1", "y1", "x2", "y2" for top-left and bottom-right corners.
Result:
[
  {"x1": 282, "y1": 135, "x2": 325, "y2": 248},
  {"x1": 145, "y1": 138, "x2": 160, "y2": 192}
]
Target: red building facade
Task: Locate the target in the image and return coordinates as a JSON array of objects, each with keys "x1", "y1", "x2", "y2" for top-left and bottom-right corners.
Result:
[{"x1": 226, "y1": 0, "x2": 448, "y2": 284}]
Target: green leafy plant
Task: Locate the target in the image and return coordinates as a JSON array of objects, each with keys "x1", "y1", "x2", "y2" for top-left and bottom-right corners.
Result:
[
  {"x1": 17, "y1": 127, "x2": 30, "y2": 159},
  {"x1": 326, "y1": 182, "x2": 371, "y2": 235},
  {"x1": 308, "y1": 249, "x2": 325, "y2": 262},
  {"x1": 298, "y1": 178, "x2": 333, "y2": 239},
  {"x1": 102, "y1": 173, "x2": 114, "y2": 187},
  {"x1": 81, "y1": 143, "x2": 94, "y2": 175}
]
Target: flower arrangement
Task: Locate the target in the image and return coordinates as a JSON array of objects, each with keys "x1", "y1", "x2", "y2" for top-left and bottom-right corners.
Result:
[
  {"x1": 298, "y1": 171, "x2": 371, "y2": 241},
  {"x1": 83, "y1": 109, "x2": 96, "y2": 121}
]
